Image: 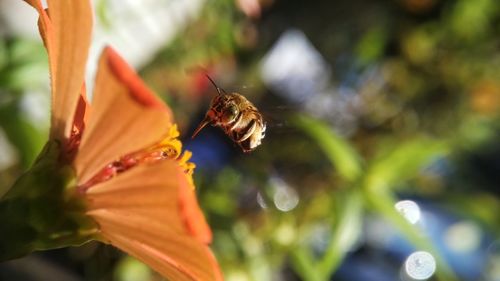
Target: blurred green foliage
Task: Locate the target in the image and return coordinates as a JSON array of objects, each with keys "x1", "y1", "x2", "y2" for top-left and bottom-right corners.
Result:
[
  {"x1": 2, "y1": 0, "x2": 500, "y2": 280},
  {"x1": 0, "y1": 38, "x2": 48, "y2": 195}
]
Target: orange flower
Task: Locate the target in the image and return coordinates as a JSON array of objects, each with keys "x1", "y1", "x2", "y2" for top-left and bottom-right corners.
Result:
[{"x1": 23, "y1": 0, "x2": 222, "y2": 280}]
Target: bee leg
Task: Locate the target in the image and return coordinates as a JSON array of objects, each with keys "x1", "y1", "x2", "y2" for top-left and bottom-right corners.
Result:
[
  {"x1": 237, "y1": 137, "x2": 253, "y2": 153},
  {"x1": 237, "y1": 120, "x2": 257, "y2": 142}
]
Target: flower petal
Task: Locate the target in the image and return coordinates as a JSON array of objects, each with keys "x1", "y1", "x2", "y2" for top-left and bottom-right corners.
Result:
[
  {"x1": 24, "y1": 0, "x2": 93, "y2": 142},
  {"x1": 85, "y1": 160, "x2": 222, "y2": 281},
  {"x1": 179, "y1": 170, "x2": 212, "y2": 244},
  {"x1": 105, "y1": 47, "x2": 169, "y2": 110},
  {"x1": 75, "y1": 47, "x2": 173, "y2": 184},
  {"x1": 47, "y1": 0, "x2": 93, "y2": 141},
  {"x1": 23, "y1": 1, "x2": 55, "y2": 82}
]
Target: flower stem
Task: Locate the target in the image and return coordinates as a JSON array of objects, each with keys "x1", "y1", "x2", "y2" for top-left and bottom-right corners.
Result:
[{"x1": 0, "y1": 140, "x2": 97, "y2": 261}]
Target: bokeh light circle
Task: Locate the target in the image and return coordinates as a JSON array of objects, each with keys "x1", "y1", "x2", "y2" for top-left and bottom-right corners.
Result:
[
  {"x1": 273, "y1": 187, "x2": 299, "y2": 212},
  {"x1": 395, "y1": 200, "x2": 421, "y2": 224},
  {"x1": 405, "y1": 251, "x2": 436, "y2": 280}
]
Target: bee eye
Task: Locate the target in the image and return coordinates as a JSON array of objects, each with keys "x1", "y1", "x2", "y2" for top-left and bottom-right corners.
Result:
[
  {"x1": 230, "y1": 105, "x2": 238, "y2": 116},
  {"x1": 222, "y1": 105, "x2": 238, "y2": 122}
]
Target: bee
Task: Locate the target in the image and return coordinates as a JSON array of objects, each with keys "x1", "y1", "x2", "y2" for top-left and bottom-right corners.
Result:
[{"x1": 191, "y1": 75, "x2": 266, "y2": 153}]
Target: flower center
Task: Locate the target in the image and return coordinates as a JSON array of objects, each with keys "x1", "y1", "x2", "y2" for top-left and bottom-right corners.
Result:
[{"x1": 77, "y1": 125, "x2": 195, "y2": 193}]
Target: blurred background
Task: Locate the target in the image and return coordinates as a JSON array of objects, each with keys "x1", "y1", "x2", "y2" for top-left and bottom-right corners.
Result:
[{"x1": 1, "y1": 0, "x2": 500, "y2": 280}]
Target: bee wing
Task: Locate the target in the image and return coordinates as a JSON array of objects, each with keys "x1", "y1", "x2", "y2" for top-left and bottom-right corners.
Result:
[{"x1": 260, "y1": 105, "x2": 297, "y2": 130}]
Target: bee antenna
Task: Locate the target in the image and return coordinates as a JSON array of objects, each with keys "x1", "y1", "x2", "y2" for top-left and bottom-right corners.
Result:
[{"x1": 205, "y1": 74, "x2": 228, "y2": 95}]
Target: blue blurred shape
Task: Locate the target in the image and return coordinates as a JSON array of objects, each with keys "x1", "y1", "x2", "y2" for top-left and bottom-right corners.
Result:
[{"x1": 184, "y1": 131, "x2": 233, "y2": 172}]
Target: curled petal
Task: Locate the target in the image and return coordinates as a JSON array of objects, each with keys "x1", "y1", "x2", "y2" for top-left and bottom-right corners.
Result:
[
  {"x1": 85, "y1": 160, "x2": 222, "y2": 281},
  {"x1": 65, "y1": 88, "x2": 90, "y2": 161},
  {"x1": 75, "y1": 47, "x2": 173, "y2": 184},
  {"x1": 73, "y1": 85, "x2": 91, "y2": 134},
  {"x1": 23, "y1": 1, "x2": 55, "y2": 83},
  {"x1": 24, "y1": 0, "x2": 93, "y2": 142},
  {"x1": 48, "y1": 0, "x2": 93, "y2": 141}
]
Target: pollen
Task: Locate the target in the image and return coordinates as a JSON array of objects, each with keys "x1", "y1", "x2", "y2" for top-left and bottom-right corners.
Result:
[{"x1": 79, "y1": 124, "x2": 195, "y2": 192}]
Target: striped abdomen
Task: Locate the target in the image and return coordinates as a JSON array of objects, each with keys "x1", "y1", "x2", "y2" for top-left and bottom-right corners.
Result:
[{"x1": 222, "y1": 105, "x2": 266, "y2": 152}]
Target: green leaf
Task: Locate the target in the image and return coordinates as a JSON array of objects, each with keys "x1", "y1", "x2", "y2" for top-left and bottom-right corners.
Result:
[
  {"x1": 290, "y1": 246, "x2": 323, "y2": 281},
  {"x1": 362, "y1": 137, "x2": 456, "y2": 280},
  {"x1": 318, "y1": 190, "x2": 363, "y2": 279},
  {"x1": 292, "y1": 114, "x2": 363, "y2": 182},
  {"x1": 365, "y1": 137, "x2": 447, "y2": 192}
]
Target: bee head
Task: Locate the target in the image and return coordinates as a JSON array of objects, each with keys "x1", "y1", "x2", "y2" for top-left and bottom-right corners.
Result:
[
  {"x1": 209, "y1": 92, "x2": 239, "y2": 123},
  {"x1": 191, "y1": 75, "x2": 241, "y2": 139}
]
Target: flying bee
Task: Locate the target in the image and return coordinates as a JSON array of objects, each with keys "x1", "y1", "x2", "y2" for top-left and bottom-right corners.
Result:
[{"x1": 191, "y1": 75, "x2": 266, "y2": 153}]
